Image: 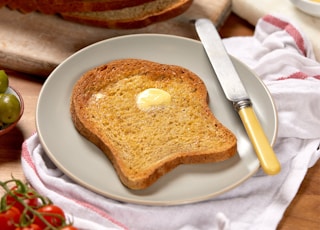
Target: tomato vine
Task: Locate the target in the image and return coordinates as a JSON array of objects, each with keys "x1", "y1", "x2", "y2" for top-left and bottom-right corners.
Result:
[{"x1": 0, "y1": 178, "x2": 78, "y2": 230}]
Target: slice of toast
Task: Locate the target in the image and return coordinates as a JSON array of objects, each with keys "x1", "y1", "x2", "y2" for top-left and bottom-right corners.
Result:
[
  {"x1": 61, "y1": 0, "x2": 193, "y2": 29},
  {"x1": 70, "y1": 58, "x2": 237, "y2": 190}
]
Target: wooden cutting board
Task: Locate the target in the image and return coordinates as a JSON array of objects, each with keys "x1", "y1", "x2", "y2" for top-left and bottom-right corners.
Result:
[{"x1": 0, "y1": 0, "x2": 231, "y2": 77}]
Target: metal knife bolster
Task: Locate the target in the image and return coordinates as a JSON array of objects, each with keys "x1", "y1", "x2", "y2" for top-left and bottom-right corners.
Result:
[{"x1": 233, "y1": 99, "x2": 252, "y2": 112}]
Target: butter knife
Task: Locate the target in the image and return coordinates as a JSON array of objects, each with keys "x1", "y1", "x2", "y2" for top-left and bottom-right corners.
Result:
[{"x1": 195, "y1": 18, "x2": 281, "y2": 175}]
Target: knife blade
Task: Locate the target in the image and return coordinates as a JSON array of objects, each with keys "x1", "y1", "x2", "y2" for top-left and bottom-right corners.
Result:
[{"x1": 195, "y1": 18, "x2": 281, "y2": 175}]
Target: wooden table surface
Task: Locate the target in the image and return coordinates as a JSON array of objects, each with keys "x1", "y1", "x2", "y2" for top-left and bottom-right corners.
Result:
[{"x1": 0, "y1": 13, "x2": 319, "y2": 230}]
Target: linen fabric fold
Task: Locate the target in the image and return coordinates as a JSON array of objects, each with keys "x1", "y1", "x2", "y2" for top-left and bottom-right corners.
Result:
[{"x1": 21, "y1": 14, "x2": 320, "y2": 230}]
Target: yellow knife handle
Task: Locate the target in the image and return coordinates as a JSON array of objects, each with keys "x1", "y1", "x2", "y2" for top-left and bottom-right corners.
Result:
[{"x1": 238, "y1": 106, "x2": 281, "y2": 175}]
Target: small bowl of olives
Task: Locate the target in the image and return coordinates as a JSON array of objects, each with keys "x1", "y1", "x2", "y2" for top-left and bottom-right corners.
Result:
[{"x1": 0, "y1": 70, "x2": 24, "y2": 136}]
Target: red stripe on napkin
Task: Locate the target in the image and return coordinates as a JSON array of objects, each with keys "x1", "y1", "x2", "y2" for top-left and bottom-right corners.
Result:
[
  {"x1": 277, "y1": 71, "x2": 308, "y2": 80},
  {"x1": 22, "y1": 140, "x2": 38, "y2": 173},
  {"x1": 21, "y1": 135, "x2": 129, "y2": 230},
  {"x1": 72, "y1": 199, "x2": 129, "y2": 230},
  {"x1": 262, "y1": 15, "x2": 306, "y2": 57},
  {"x1": 277, "y1": 72, "x2": 320, "y2": 81}
]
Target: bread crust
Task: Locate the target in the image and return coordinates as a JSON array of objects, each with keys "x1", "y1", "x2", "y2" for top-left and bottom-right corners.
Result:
[
  {"x1": 4, "y1": 0, "x2": 193, "y2": 29},
  {"x1": 61, "y1": 0, "x2": 193, "y2": 29},
  {"x1": 70, "y1": 58, "x2": 237, "y2": 189},
  {"x1": 35, "y1": 0, "x2": 156, "y2": 14},
  {"x1": 6, "y1": 0, "x2": 36, "y2": 13},
  {"x1": 5, "y1": 0, "x2": 155, "y2": 13}
]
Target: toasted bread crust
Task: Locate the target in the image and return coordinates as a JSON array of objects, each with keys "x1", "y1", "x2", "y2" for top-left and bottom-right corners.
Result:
[{"x1": 70, "y1": 58, "x2": 237, "y2": 189}]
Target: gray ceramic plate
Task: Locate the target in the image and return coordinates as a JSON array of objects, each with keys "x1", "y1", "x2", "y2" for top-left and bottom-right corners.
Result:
[
  {"x1": 290, "y1": 0, "x2": 320, "y2": 17},
  {"x1": 36, "y1": 34, "x2": 277, "y2": 206}
]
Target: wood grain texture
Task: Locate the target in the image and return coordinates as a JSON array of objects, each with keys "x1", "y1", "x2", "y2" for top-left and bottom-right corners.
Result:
[{"x1": 0, "y1": 0, "x2": 231, "y2": 77}]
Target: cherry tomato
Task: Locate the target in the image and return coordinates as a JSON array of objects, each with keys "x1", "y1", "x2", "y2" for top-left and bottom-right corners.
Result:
[
  {"x1": 6, "y1": 187, "x2": 39, "y2": 213},
  {"x1": 14, "y1": 224, "x2": 41, "y2": 230},
  {"x1": 34, "y1": 205, "x2": 65, "y2": 228},
  {"x1": 60, "y1": 226, "x2": 79, "y2": 230},
  {"x1": 0, "y1": 207, "x2": 21, "y2": 230}
]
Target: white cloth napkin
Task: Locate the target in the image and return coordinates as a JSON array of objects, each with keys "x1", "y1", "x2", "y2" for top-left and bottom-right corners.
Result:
[
  {"x1": 231, "y1": 0, "x2": 320, "y2": 61},
  {"x1": 21, "y1": 14, "x2": 320, "y2": 230}
]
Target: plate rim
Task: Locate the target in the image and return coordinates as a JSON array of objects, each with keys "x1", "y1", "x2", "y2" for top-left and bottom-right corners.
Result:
[{"x1": 290, "y1": 0, "x2": 320, "y2": 17}]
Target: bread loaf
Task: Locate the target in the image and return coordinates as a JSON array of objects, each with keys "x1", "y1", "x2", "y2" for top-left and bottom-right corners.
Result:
[
  {"x1": 70, "y1": 58, "x2": 237, "y2": 190},
  {"x1": 0, "y1": 0, "x2": 11, "y2": 8},
  {"x1": 61, "y1": 0, "x2": 193, "y2": 29},
  {"x1": 6, "y1": 0, "x2": 35, "y2": 13},
  {"x1": 6, "y1": 0, "x2": 154, "y2": 13},
  {"x1": 4, "y1": 0, "x2": 193, "y2": 29},
  {"x1": 34, "y1": 0, "x2": 155, "y2": 14}
]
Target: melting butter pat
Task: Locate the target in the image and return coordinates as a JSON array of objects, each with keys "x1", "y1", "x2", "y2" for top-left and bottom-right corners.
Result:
[{"x1": 136, "y1": 88, "x2": 171, "y2": 110}]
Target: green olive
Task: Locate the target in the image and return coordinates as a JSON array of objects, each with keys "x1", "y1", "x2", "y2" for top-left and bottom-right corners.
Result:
[
  {"x1": 0, "y1": 70, "x2": 9, "y2": 93},
  {"x1": 0, "y1": 93, "x2": 21, "y2": 124}
]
